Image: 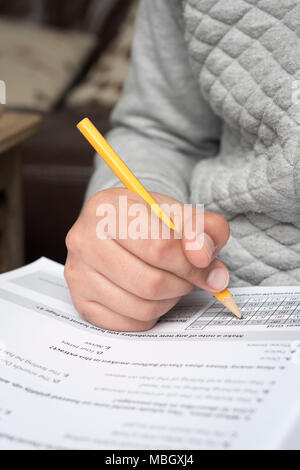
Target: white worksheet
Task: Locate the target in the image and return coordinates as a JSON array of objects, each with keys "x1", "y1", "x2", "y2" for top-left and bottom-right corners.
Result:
[{"x1": 0, "y1": 258, "x2": 300, "y2": 450}]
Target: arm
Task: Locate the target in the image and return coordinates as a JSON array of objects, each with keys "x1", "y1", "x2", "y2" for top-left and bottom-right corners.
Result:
[
  {"x1": 85, "y1": 0, "x2": 221, "y2": 204},
  {"x1": 190, "y1": 130, "x2": 300, "y2": 224}
]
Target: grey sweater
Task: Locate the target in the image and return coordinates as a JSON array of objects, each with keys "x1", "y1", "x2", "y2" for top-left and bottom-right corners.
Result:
[{"x1": 85, "y1": 0, "x2": 300, "y2": 287}]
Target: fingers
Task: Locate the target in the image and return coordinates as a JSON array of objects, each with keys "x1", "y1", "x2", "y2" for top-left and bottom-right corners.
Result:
[
  {"x1": 188, "y1": 258, "x2": 230, "y2": 293},
  {"x1": 152, "y1": 194, "x2": 230, "y2": 265},
  {"x1": 66, "y1": 231, "x2": 194, "y2": 301},
  {"x1": 73, "y1": 298, "x2": 158, "y2": 332},
  {"x1": 181, "y1": 211, "x2": 230, "y2": 291},
  {"x1": 84, "y1": 189, "x2": 230, "y2": 290},
  {"x1": 65, "y1": 258, "x2": 182, "y2": 320},
  {"x1": 113, "y1": 210, "x2": 230, "y2": 292},
  {"x1": 183, "y1": 211, "x2": 230, "y2": 269},
  {"x1": 65, "y1": 256, "x2": 181, "y2": 331}
]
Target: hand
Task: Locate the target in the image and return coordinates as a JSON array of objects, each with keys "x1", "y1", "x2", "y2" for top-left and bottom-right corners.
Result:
[{"x1": 65, "y1": 188, "x2": 230, "y2": 332}]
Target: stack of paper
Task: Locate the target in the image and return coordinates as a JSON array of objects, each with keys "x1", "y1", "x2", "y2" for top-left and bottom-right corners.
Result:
[{"x1": 0, "y1": 258, "x2": 300, "y2": 449}]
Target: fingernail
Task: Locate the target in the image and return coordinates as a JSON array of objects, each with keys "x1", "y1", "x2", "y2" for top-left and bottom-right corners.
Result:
[
  {"x1": 207, "y1": 268, "x2": 229, "y2": 291},
  {"x1": 185, "y1": 229, "x2": 216, "y2": 256},
  {"x1": 202, "y1": 233, "x2": 216, "y2": 261}
]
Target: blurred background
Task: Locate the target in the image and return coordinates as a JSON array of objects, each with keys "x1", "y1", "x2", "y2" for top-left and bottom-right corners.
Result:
[{"x1": 0, "y1": 0, "x2": 139, "y2": 270}]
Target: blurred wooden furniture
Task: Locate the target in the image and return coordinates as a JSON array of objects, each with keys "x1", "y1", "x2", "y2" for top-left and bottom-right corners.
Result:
[
  {"x1": 0, "y1": 0, "x2": 134, "y2": 265},
  {"x1": 0, "y1": 112, "x2": 41, "y2": 272}
]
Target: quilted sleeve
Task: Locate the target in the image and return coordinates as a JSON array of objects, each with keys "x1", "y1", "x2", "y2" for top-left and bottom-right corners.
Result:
[
  {"x1": 184, "y1": 0, "x2": 300, "y2": 224},
  {"x1": 190, "y1": 126, "x2": 300, "y2": 224},
  {"x1": 85, "y1": 0, "x2": 221, "y2": 204}
]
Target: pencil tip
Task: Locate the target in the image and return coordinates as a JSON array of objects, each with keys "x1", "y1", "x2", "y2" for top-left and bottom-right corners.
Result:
[{"x1": 217, "y1": 295, "x2": 242, "y2": 319}]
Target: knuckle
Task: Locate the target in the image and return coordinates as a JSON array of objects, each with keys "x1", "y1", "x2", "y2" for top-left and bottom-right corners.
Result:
[
  {"x1": 177, "y1": 262, "x2": 195, "y2": 280},
  {"x1": 86, "y1": 191, "x2": 108, "y2": 210},
  {"x1": 80, "y1": 310, "x2": 93, "y2": 324},
  {"x1": 76, "y1": 302, "x2": 100, "y2": 327},
  {"x1": 65, "y1": 227, "x2": 81, "y2": 254},
  {"x1": 216, "y1": 215, "x2": 230, "y2": 240},
  {"x1": 72, "y1": 297, "x2": 88, "y2": 320},
  {"x1": 64, "y1": 262, "x2": 76, "y2": 284},
  {"x1": 151, "y1": 239, "x2": 170, "y2": 265},
  {"x1": 143, "y1": 270, "x2": 165, "y2": 299},
  {"x1": 182, "y1": 282, "x2": 195, "y2": 295},
  {"x1": 79, "y1": 305, "x2": 103, "y2": 328},
  {"x1": 136, "y1": 319, "x2": 158, "y2": 332},
  {"x1": 210, "y1": 212, "x2": 230, "y2": 240},
  {"x1": 139, "y1": 300, "x2": 160, "y2": 322}
]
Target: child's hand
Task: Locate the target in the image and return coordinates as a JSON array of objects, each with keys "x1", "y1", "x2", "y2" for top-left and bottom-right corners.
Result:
[{"x1": 65, "y1": 189, "x2": 230, "y2": 331}]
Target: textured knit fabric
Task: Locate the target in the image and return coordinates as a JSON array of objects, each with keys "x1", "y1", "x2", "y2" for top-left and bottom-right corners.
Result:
[{"x1": 85, "y1": 0, "x2": 300, "y2": 287}]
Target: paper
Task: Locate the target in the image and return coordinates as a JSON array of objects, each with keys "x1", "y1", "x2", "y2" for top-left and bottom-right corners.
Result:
[{"x1": 0, "y1": 258, "x2": 300, "y2": 450}]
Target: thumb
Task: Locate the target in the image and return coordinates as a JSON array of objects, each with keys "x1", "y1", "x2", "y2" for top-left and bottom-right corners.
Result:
[
  {"x1": 181, "y1": 208, "x2": 230, "y2": 291},
  {"x1": 181, "y1": 207, "x2": 214, "y2": 268},
  {"x1": 181, "y1": 208, "x2": 230, "y2": 266}
]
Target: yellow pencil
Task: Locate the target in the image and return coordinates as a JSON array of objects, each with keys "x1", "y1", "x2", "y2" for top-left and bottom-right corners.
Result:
[{"x1": 77, "y1": 118, "x2": 242, "y2": 319}]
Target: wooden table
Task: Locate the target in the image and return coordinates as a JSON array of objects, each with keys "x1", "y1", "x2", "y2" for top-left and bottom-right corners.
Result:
[{"x1": 0, "y1": 112, "x2": 41, "y2": 272}]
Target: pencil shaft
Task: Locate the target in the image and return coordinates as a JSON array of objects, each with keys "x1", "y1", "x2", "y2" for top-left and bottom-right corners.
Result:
[{"x1": 77, "y1": 118, "x2": 175, "y2": 230}]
